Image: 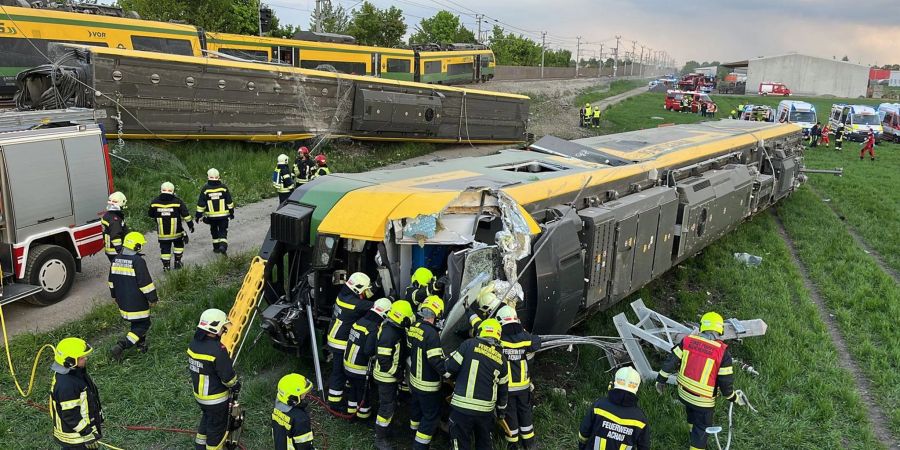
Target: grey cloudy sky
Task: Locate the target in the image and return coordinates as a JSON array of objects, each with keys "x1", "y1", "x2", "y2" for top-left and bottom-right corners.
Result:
[{"x1": 267, "y1": 0, "x2": 900, "y2": 66}]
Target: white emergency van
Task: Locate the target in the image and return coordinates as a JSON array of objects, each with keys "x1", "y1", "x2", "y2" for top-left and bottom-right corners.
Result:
[
  {"x1": 775, "y1": 101, "x2": 817, "y2": 136},
  {"x1": 828, "y1": 104, "x2": 883, "y2": 142}
]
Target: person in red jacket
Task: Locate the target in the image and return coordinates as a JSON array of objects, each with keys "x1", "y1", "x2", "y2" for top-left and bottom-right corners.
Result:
[{"x1": 860, "y1": 129, "x2": 876, "y2": 161}]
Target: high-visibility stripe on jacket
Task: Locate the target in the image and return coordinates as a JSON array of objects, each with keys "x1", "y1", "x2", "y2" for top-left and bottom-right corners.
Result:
[
  {"x1": 578, "y1": 391, "x2": 650, "y2": 450},
  {"x1": 343, "y1": 311, "x2": 382, "y2": 377},
  {"x1": 373, "y1": 321, "x2": 406, "y2": 384},
  {"x1": 500, "y1": 324, "x2": 542, "y2": 392},
  {"x1": 50, "y1": 363, "x2": 103, "y2": 447},
  {"x1": 446, "y1": 337, "x2": 508, "y2": 415},
  {"x1": 327, "y1": 287, "x2": 374, "y2": 351},
  {"x1": 657, "y1": 334, "x2": 735, "y2": 408},
  {"x1": 404, "y1": 282, "x2": 434, "y2": 309},
  {"x1": 293, "y1": 158, "x2": 315, "y2": 183},
  {"x1": 148, "y1": 194, "x2": 193, "y2": 240},
  {"x1": 406, "y1": 320, "x2": 445, "y2": 392},
  {"x1": 196, "y1": 181, "x2": 234, "y2": 218},
  {"x1": 272, "y1": 401, "x2": 313, "y2": 450},
  {"x1": 584, "y1": 106, "x2": 594, "y2": 118},
  {"x1": 272, "y1": 164, "x2": 295, "y2": 194},
  {"x1": 311, "y1": 166, "x2": 331, "y2": 180},
  {"x1": 108, "y1": 252, "x2": 157, "y2": 320},
  {"x1": 100, "y1": 210, "x2": 127, "y2": 256},
  {"x1": 188, "y1": 332, "x2": 238, "y2": 406}
]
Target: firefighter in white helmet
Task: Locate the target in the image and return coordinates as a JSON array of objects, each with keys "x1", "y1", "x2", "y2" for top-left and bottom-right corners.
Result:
[
  {"x1": 497, "y1": 305, "x2": 542, "y2": 449},
  {"x1": 272, "y1": 154, "x2": 295, "y2": 204},
  {"x1": 578, "y1": 366, "x2": 650, "y2": 450},
  {"x1": 101, "y1": 191, "x2": 129, "y2": 262},
  {"x1": 148, "y1": 181, "x2": 194, "y2": 270},
  {"x1": 196, "y1": 168, "x2": 235, "y2": 255},
  {"x1": 325, "y1": 272, "x2": 375, "y2": 411},
  {"x1": 343, "y1": 297, "x2": 392, "y2": 419},
  {"x1": 188, "y1": 309, "x2": 239, "y2": 450}
]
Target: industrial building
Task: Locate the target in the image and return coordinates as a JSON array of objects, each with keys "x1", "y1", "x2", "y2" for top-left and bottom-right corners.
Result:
[{"x1": 723, "y1": 53, "x2": 869, "y2": 98}]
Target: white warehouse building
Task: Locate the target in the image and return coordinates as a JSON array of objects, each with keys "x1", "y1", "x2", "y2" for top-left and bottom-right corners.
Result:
[{"x1": 723, "y1": 53, "x2": 869, "y2": 98}]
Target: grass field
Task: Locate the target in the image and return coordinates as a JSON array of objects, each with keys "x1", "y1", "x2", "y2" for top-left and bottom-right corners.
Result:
[
  {"x1": 2, "y1": 91, "x2": 899, "y2": 449},
  {"x1": 112, "y1": 140, "x2": 435, "y2": 232},
  {"x1": 575, "y1": 79, "x2": 646, "y2": 107}
]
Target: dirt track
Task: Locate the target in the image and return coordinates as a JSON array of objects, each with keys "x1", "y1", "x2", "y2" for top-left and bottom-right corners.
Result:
[{"x1": 2, "y1": 77, "x2": 647, "y2": 339}]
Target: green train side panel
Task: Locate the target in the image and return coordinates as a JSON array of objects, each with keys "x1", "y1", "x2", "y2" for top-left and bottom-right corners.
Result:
[
  {"x1": 381, "y1": 72, "x2": 415, "y2": 82},
  {"x1": 297, "y1": 177, "x2": 373, "y2": 242}
]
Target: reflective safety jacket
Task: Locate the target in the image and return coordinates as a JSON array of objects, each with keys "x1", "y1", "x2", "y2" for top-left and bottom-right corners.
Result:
[
  {"x1": 148, "y1": 193, "x2": 193, "y2": 240},
  {"x1": 326, "y1": 286, "x2": 374, "y2": 352},
  {"x1": 657, "y1": 334, "x2": 735, "y2": 408},
  {"x1": 835, "y1": 127, "x2": 845, "y2": 142},
  {"x1": 272, "y1": 400, "x2": 313, "y2": 450},
  {"x1": 293, "y1": 157, "x2": 315, "y2": 183},
  {"x1": 50, "y1": 363, "x2": 104, "y2": 447},
  {"x1": 372, "y1": 320, "x2": 406, "y2": 384},
  {"x1": 187, "y1": 331, "x2": 238, "y2": 406},
  {"x1": 196, "y1": 180, "x2": 234, "y2": 219},
  {"x1": 343, "y1": 310, "x2": 382, "y2": 378},
  {"x1": 584, "y1": 106, "x2": 594, "y2": 118},
  {"x1": 311, "y1": 166, "x2": 331, "y2": 180},
  {"x1": 593, "y1": 108, "x2": 601, "y2": 119},
  {"x1": 404, "y1": 282, "x2": 434, "y2": 309},
  {"x1": 406, "y1": 320, "x2": 445, "y2": 392},
  {"x1": 100, "y1": 210, "x2": 127, "y2": 257},
  {"x1": 446, "y1": 337, "x2": 509, "y2": 416},
  {"x1": 578, "y1": 389, "x2": 650, "y2": 450},
  {"x1": 499, "y1": 323, "x2": 542, "y2": 392},
  {"x1": 272, "y1": 164, "x2": 295, "y2": 194},
  {"x1": 108, "y1": 251, "x2": 157, "y2": 320}
]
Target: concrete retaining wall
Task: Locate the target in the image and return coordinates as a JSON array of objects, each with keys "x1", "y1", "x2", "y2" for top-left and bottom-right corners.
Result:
[{"x1": 494, "y1": 64, "x2": 654, "y2": 81}]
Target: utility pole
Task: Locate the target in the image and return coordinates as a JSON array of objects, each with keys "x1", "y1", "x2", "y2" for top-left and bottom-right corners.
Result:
[
  {"x1": 613, "y1": 35, "x2": 621, "y2": 78},
  {"x1": 598, "y1": 43, "x2": 604, "y2": 78},
  {"x1": 257, "y1": 0, "x2": 263, "y2": 36},
  {"x1": 540, "y1": 31, "x2": 547, "y2": 79},
  {"x1": 575, "y1": 36, "x2": 582, "y2": 78},
  {"x1": 630, "y1": 40, "x2": 637, "y2": 77},
  {"x1": 315, "y1": 0, "x2": 323, "y2": 33},
  {"x1": 639, "y1": 45, "x2": 645, "y2": 78},
  {"x1": 476, "y1": 14, "x2": 484, "y2": 43}
]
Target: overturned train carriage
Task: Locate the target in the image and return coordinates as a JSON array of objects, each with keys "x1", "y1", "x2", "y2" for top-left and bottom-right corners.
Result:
[
  {"x1": 15, "y1": 44, "x2": 529, "y2": 143},
  {"x1": 225, "y1": 120, "x2": 806, "y2": 356}
]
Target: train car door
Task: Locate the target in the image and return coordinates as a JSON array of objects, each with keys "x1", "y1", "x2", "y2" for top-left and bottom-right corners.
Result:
[
  {"x1": 474, "y1": 54, "x2": 482, "y2": 82},
  {"x1": 414, "y1": 51, "x2": 421, "y2": 82},
  {"x1": 531, "y1": 215, "x2": 584, "y2": 334},
  {"x1": 371, "y1": 52, "x2": 381, "y2": 77}
]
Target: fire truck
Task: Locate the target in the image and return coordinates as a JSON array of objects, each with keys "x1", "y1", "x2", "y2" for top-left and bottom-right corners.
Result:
[{"x1": 0, "y1": 109, "x2": 113, "y2": 306}]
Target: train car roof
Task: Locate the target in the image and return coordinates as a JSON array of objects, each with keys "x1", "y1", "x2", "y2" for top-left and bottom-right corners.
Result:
[
  {"x1": 306, "y1": 120, "x2": 800, "y2": 241},
  {"x1": 0, "y1": 4, "x2": 199, "y2": 34}
]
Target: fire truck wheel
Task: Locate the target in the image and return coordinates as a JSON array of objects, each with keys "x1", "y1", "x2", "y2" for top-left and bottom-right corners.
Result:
[{"x1": 24, "y1": 244, "x2": 76, "y2": 306}]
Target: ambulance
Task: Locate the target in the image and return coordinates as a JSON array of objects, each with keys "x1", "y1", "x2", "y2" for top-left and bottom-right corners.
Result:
[
  {"x1": 829, "y1": 104, "x2": 883, "y2": 142},
  {"x1": 775, "y1": 101, "x2": 817, "y2": 136}
]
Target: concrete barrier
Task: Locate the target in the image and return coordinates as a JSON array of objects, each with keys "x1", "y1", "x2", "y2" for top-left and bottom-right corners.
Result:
[{"x1": 494, "y1": 64, "x2": 655, "y2": 81}]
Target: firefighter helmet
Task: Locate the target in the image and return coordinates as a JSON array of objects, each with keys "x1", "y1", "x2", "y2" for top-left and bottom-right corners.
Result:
[
  {"x1": 297, "y1": 146, "x2": 310, "y2": 156},
  {"x1": 198, "y1": 308, "x2": 230, "y2": 335},
  {"x1": 496, "y1": 305, "x2": 519, "y2": 324},
  {"x1": 346, "y1": 272, "x2": 373, "y2": 298},
  {"x1": 700, "y1": 311, "x2": 725, "y2": 335},
  {"x1": 388, "y1": 300, "x2": 414, "y2": 326},
  {"x1": 613, "y1": 366, "x2": 641, "y2": 394},
  {"x1": 54, "y1": 337, "x2": 93, "y2": 368},
  {"x1": 207, "y1": 168, "x2": 220, "y2": 180},
  {"x1": 411, "y1": 267, "x2": 434, "y2": 286},
  {"x1": 477, "y1": 291, "x2": 501, "y2": 316},
  {"x1": 371, "y1": 297, "x2": 392, "y2": 317},
  {"x1": 277, "y1": 154, "x2": 289, "y2": 165},
  {"x1": 314, "y1": 154, "x2": 327, "y2": 166},
  {"x1": 122, "y1": 232, "x2": 146, "y2": 251},
  {"x1": 160, "y1": 181, "x2": 175, "y2": 194},
  {"x1": 276, "y1": 373, "x2": 313, "y2": 406},
  {"x1": 478, "y1": 318, "x2": 502, "y2": 342},
  {"x1": 107, "y1": 191, "x2": 127, "y2": 208},
  {"x1": 419, "y1": 295, "x2": 444, "y2": 318}
]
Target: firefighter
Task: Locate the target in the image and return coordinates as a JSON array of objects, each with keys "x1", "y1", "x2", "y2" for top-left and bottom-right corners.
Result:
[
  {"x1": 343, "y1": 298, "x2": 392, "y2": 420},
  {"x1": 272, "y1": 373, "x2": 315, "y2": 450},
  {"x1": 582, "y1": 103, "x2": 593, "y2": 128},
  {"x1": 860, "y1": 128, "x2": 876, "y2": 161},
  {"x1": 577, "y1": 366, "x2": 650, "y2": 450},
  {"x1": 148, "y1": 182, "x2": 194, "y2": 271},
  {"x1": 407, "y1": 296, "x2": 446, "y2": 450},
  {"x1": 272, "y1": 154, "x2": 295, "y2": 204},
  {"x1": 326, "y1": 272, "x2": 375, "y2": 410},
  {"x1": 101, "y1": 191, "x2": 128, "y2": 262},
  {"x1": 188, "y1": 308, "x2": 240, "y2": 450},
  {"x1": 196, "y1": 168, "x2": 235, "y2": 255},
  {"x1": 592, "y1": 107, "x2": 601, "y2": 128},
  {"x1": 372, "y1": 300, "x2": 414, "y2": 450},
  {"x1": 656, "y1": 312, "x2": 742, "y2": 450},
  {"x1": 108, "y1": 232, "x2": 157, "y2": 361},
  {"x1": 729, "y1": 109, "x2": 738, "y2": 119},
  {"x1": 293, "y1": 146, "x2": 316, "y2": 186},
  {"x1": 467, "y1": 289, "x2": 503, "y2": 331},
  {"x1": 834, "y1": 123, "x2": 845, "y2": 151},
  {"x1": 50, "y1": 337, "x2": 104, "y2": 450},
  {"x1": 446, "y1": 318, "x2": 509, "y2": 450},
  {"x1": 310, "y1": 154, "x2": 331, "y2": 180},
  {"x1": 496, "y1": 305, "x2": 541, "y2": 449},
  {"x1": 405, "y1": 267, "x2": 437, "y2": 309}
]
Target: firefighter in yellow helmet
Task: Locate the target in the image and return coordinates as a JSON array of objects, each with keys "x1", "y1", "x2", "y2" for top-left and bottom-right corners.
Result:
[
  {"x1": 50, "y1": 337, "x2": 104, "y2": 449},
  {"x1": 656, "y1": 312, "x2": 741, "y2": 450},
  {"x1": 406, "y1": 296, "x2": 445, "y2": 449},
  {"x1": 406, "y1": 267, "x2": 445, "y2": 309},
  {"x1": 446, "y1": 318, "x2": 509, "y2": 450},
  {"x1": 188, "y1": 308, "x2": 240, "y2": 450},
  {"x1": 196, "y1": 168, "x2": 235, "y2": 255},
  {"x1": 373, "y1": 300, "x2": 414, "y2": 450},
  {"x1": 101, "y1": 191, "x2": 128, "y2": 262},
  {"x1": 582, "y1": 103, "x2": 593, "y2": 127},
  {"x1": 148, "y1": 181, "x2": 194, "y2": 271},
  {"x1": 326, "y1": 272, "x2": 375, "y2": 411},
  {"x1": 108, "y1": 232, "x2": 157, "y2": 361},
  {"x1": 272, "y1": 373, "x2": 315, "y2": 450},
  {"x1": 497, "y1": 305, "x2": 542, "y2": 449},
  {"x1": 578, "y1": 366, "x2": 650, "y2": 450}
]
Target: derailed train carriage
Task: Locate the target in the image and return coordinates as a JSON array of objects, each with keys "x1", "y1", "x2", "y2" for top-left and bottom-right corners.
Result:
[
  {"x1": 220, "y1": 120, "x2": 809, "y2": 357},
  {"x1": 14, "y1": 44, "x2": 528, "y2": 143}
]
